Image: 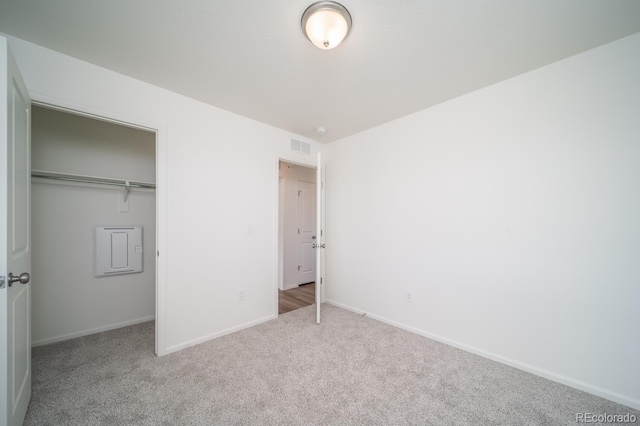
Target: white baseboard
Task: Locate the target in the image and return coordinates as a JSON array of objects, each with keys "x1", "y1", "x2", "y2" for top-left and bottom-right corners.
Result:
[
  {"x1": 324, "y1": 299, "x2": 640, "y2": 411},
  {"x1": 31, "y1": 315, "x2": 156, "y2": 347},
  {"x1": 164, "y1": 314, "x2": 276, "y2": 355}
]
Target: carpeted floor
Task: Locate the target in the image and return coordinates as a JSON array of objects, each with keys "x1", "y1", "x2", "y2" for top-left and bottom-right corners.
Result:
[{"x1": 25, "y1": 304, "x2": 638, "y2": 425}]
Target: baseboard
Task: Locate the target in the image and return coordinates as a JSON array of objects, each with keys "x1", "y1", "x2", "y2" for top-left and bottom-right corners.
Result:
[
  {"x1": 31, "y1": 315, "x2": 156, "y2": 347},
  {"x1": 324, "y1": 299, "x2": 640, "y2": 411},
  {"x1": 164, "y1": 314, "x2": 276, "y2": 355}
]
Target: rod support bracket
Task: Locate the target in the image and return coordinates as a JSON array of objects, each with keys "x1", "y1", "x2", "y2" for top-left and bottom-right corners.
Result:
[{"x1": 122, "y1": 181, "x2": 131, "y2": 202}]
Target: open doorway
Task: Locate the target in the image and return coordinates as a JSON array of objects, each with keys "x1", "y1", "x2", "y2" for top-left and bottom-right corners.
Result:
[
  {"x1": 30, "y1": 105, "x2": 157, "y2": 350},
  {"x1": 278, "y1": 160, "x2": 316, "y2": 315}
]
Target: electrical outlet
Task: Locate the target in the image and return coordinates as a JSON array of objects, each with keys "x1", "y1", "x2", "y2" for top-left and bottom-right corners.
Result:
[
  {"x1": 405, "y1": 290, "x2": 413, "y2": 303},
  {"x1": 238, "y1": 289, "x2": 245, "y2": 301}
]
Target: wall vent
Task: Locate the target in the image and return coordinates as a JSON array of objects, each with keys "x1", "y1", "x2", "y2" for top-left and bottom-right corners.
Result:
[
  {"x1": 93, "y1": 226, "x2": 144, "y2": 277},
  {"x1": 290, "y1": 139, "x2": 311, "y2": 155}
]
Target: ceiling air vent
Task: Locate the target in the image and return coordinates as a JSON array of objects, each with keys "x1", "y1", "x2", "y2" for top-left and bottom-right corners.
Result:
[{"x1": 290, "y1": 138, "x2": 311, "y2": 155}]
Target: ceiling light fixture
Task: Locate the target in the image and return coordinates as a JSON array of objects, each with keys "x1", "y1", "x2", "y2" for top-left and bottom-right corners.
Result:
[{"x1": 301, "y1": 1, "x2": 352, "y2": 50}]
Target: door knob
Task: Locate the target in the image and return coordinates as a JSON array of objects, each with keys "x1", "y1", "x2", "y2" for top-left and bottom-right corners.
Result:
[{"x1": 8, "y1": 272, "x2": 30, "y2": 287}]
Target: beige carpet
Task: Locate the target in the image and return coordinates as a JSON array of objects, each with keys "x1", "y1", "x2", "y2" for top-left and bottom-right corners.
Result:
[{"x1": 25, "y1": 304, "x2": 638, "y2": 425}]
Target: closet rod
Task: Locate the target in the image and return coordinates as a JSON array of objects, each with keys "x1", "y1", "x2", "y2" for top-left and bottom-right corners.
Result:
[{"x1": 31, "y1": 170, "x2": 156, "y2": 190}]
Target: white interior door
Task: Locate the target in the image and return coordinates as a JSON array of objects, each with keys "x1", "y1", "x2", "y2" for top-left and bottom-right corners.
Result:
[
  {"x1": 297, "y1": 181, "x2": 316, "y2": 285},
  {"x1": 0, "y1": 37, "x2": 32, "y2": 426},
  {"x1": 315, "y1": 153, "x2": 323, "y2": 323}
]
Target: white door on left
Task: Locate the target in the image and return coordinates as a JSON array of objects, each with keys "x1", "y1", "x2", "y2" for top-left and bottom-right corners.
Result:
[
  {"x1": 0, "y1": 36, "x2": 32, "y2": 426},
  {"x1": 297, "y1": 181, "x2": 316, "y2": 285}
]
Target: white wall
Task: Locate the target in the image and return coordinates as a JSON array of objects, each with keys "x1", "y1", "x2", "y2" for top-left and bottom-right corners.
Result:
[
  {"x1": 31, "y1": 106, "x2": 156, "y2": 345},
  {"x1": 279, "y1": 161, "x2": 316, "y2": 290},
  {"x1": 32, "y1": 106, "x2": 156, "y2": 181},
  {"x1": 3, "y1": 34, "x2": 322, "y2": 355},
  {"x1": 325, "y1": 33, "x2": 640, "y2": 409}
]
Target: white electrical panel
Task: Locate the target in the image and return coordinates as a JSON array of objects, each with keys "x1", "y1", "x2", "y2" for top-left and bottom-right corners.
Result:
[{"x1": 93, "y1": 226, "x2": 143, "y2": 277}]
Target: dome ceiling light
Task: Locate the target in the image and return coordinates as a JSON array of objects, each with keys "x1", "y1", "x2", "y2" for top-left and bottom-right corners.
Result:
[{"x1": 301, "y1": 1, "x2": 352, "y2": 50}]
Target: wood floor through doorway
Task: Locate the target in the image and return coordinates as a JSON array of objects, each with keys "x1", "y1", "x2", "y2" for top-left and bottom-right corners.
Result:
[{"x1": 279, "y1": 283, "x2": 315, "y2": 315}]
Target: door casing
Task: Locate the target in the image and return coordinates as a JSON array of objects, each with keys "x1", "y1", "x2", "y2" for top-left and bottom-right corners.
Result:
[
  {"x1": 275, "y1": 155, "x2": 320, "y2": 317},
  {"x1": 28, "y1": 95, "x2": 166, "y2": 356}
]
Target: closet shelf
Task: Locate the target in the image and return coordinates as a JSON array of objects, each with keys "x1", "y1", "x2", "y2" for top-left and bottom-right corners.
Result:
[{"x1": 31, "y1": 170, "x2": 156, "y2": 190}]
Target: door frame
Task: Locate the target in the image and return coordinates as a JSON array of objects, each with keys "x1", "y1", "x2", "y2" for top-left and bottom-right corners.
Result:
[
  {"x1": 274, "y1": 155, "x2": 318, "y2": 316},
  {"x1": 29, "y1": 93, "x2": 167, "y2": 355}
]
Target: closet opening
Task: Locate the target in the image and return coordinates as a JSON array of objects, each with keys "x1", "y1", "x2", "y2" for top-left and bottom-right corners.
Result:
[
  {"x1": 30, "y1": 104, "x2": 157, "y2": 352},
  {"x1": 278, "y1": 160, "x2": 317, "y2": 315}
]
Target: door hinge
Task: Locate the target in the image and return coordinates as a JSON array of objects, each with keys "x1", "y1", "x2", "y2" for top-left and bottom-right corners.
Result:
[
  {"x1": 321, "y1": 229, "x2": 323, "y2": 237},
  {"x1": 298, "y1": 228, "x2": 300, "y2": 234},
  {"x1": 298, "y1": 190, "x2": 302, "y2": 196},
  {"x1": 298, "y1": 265, "x2": 301, "y2": 271},
  {"x1": 321, "y1": 277, "x2": 323, "y2": 284}
]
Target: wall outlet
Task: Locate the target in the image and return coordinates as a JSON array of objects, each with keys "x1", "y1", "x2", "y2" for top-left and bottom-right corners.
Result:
[
  {"x1": 405, "y1": 290, "x2": 413, "y2": 303},
  {"x1": 238, "y1": 289, "x2": 245, "y2": 301}
]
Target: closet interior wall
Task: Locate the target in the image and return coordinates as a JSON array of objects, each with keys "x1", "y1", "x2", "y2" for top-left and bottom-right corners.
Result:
[{"x1": 31, "y1": 105, "x2": 156, "y2": 346}]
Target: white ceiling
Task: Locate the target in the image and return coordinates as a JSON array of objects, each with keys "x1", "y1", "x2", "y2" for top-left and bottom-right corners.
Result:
[{"x1": 1, "y1": 1, "x2": 640, "y2": 142}]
